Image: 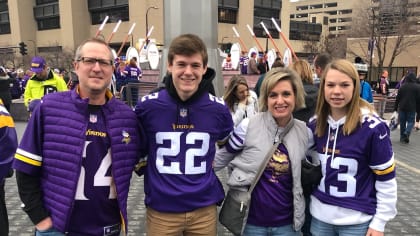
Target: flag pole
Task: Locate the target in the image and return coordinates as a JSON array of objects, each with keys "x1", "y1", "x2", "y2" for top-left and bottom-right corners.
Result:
[
  {"x1": 232, "y1": 26, "x2": 248, "y2": 52},
  {"x1": 95, "y1": 16, "x2": 109, "y2": 38},
  {"x1": 271, "y1": 18, "x2": 299, "y2": 61},
  {"x1": 117, "y1": 23, "x2": 136, "y2": 57},
  {"x1": 106, "y1": 20, "x2": 122, "y2": 44},
  {"x1": 246, "y1": 24, "x2": 264, "y2": 53},
  {"x1": 260, "y1": 21, "x2": 282, "y2": 59}
]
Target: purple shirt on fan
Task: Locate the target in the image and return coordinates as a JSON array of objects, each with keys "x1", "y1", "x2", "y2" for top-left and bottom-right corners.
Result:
[
  {"x1": 124, "y1": 65, "x2": 142, "y2": 81},
  {"x1": 307, "y1": 114, "x2": 395, "y2": 215},
  {"x1": 239, "y1": 56, "x2": 249, "y2": 75},
  {"x1": 247, "y1": 144, "x2": 294, "y2": 227},
  {"x1": 67, "y1": 105, "x2": 120, "y2": 236},
  {"x1": 135, "y1": 90, "x2": 233, "y2": 213}
]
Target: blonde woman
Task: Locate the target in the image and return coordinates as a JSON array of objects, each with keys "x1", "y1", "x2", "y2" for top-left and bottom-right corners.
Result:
[{"x1": 215, "y1": 68, "x2": 309, "y2": 235}]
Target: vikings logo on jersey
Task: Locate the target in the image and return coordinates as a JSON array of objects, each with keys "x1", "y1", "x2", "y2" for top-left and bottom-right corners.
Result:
[
  {"x1": 121, "y1": 130, "x2": 131, "y2": 144},
  {"x1": 89, "y1": 114, "x2": 97, "y2": 123},
  {"x1": 179, "y1": 108, "x2": 188, "y2": 117},
  {"x1": 266, "y1": 148, "x2": 290, "y2": 183}
]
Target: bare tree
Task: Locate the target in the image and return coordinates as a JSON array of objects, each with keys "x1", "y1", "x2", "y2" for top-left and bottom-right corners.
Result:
[
  {"x1": 302, "y1": 33, "x2": 346, "y2": 59},
  {"x1": 348, "y1": 0, "x2": 420, "y2": 75}
]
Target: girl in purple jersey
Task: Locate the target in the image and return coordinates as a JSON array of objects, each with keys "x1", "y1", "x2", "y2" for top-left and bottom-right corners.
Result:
[{"x1": 307, "y1": 59, "x2": 397, "y2": 236}]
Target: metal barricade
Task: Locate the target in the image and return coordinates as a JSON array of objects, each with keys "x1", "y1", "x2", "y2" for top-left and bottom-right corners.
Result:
[{"x1": 119, "y1": 81, "x2": 159, "y2": 108}]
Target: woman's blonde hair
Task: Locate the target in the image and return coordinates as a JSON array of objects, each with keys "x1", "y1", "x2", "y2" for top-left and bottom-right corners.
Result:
[
  {"x1": 315, "y1": 59, "x2": 374, "y2": 136},
  {"x1": 259, "y1": 67, "x2": 305, "y2": 112},
  {"x1": 223, "y1": 75, "x2": 249, "y2": 112},
  {"x1": 290, "y1": 60, "x2": 314, "y2": 84}
]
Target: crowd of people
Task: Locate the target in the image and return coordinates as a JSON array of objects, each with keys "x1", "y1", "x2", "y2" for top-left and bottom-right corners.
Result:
[{"x1": 2, "y1": 33, "x2": 420, "y2": 236}]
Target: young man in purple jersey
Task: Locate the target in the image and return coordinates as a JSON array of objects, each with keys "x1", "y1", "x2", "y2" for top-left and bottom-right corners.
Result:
[
  {"x1": 135, "y1": 34, "x2": 233, "y2": 235},
  {"x1": 0, "y1": 99, "x2": 18, "y2": 236},
  {"x1": 307, "y1": 59, "x2": 397, "y2": 236},
  {"x1": 13, "y1": 38, "x2": 143, "y2": 236}
]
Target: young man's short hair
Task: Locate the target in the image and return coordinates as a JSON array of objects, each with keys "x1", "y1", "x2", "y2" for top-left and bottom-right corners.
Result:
[{"x1": 167, "y1": 34, "x2": 208, "y2": 67}]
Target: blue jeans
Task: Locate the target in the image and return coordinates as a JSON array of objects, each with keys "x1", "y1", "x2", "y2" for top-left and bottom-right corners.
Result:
[
  {"x1": 35, "y1": 227, "x2": 65, "y2": 236},
  {"x1": 310, "y1": 217, "x2": 370, "y2": 236},
  {"x1": 399, "y1": 111, "x2": 416, "y2": 139},
  {"x1": 243, "y1": 223, "x2": 300, "y2": 236}
]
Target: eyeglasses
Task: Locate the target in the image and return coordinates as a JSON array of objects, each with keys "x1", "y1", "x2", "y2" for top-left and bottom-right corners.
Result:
[{"x1": 77, "y1": 57, "x2": 113, "y2": 67}]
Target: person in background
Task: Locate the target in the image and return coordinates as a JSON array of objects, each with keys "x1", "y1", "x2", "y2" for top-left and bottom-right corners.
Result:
[
  {"x1": 224, "y1": 75, "x2": 259, "y2": 127},
  {"x1": 214, "y1": 67, "x2": 308, "y2": 235},
  {"x1": 257, "y1": 57, "x2": 267, "y2": 75},
  {"x1": 10, "y1": 68, "x2": 27, "y2": 99},
  {"x1": 23, "y1": 56, "x2": 68, "y2": 112},
  {"x1": 223, "y1": 53, "x2": 233, "y2": 71},
  {"x1": 239, "y1": 51, "x2": 249, "y2": 75},
  {"x1": 290, "y1": 58, "x2": 319, "y2": 236},
  {"x1": 291, "y1": 59, "x2": 319, "y2": 123},
  {"x1": 0, "y1": 66, "x2": 13, "y2": 111},
  {"x1": 24, "y1": 70, "x2": 33, "y2": 81},
  {"x1": 114, "y1": 60, "x2": 127, "y2": 94},
  {"x1": 313, "y1": 53, "x2": 333, "y2": 80},
  {"x1": 13, "y1": 38, "x2": 143, "y2": 236},
  {"x1": 135, "y1": 34, "x2": 233, "y2": 236},
  {"x1": 377, "y1": 70, "x2": 390, "y2": 118},
  {"x1": 354, "y1": 63, "x2": 373, "y2": 103},
  {"x1": 247, "y1": 52, "x2": 260, "y2": 75},
  {"x1": 393, "y1": 72, "x2": 420, "y2": 143},
  {"x1": 307, "y1": 59, "x2": 397, "y2": 236},
  {"x1": 124, "y1": 58, "x2": 142, "y2": 106},
  {"x1": 0, "y1": 99, "x2": 18, "y2": 236},
  {"x1": 254, "y1": 58, "x2": 284, "y2": 97}
]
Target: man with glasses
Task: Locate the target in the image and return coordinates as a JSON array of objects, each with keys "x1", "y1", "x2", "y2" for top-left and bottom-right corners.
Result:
[
  {"x1": 23, "y1": 56, "x2": 68, "y2": 113},
  {"x1": 13, "y1": 38, "x2": 144, "y2": 236}
]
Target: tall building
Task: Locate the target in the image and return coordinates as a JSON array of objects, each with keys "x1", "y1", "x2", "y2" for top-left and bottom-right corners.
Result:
[{"x1": 0, "y1": 0, "x2": 419, "y2": 75}]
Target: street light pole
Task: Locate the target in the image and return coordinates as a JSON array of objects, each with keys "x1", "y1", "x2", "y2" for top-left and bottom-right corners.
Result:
[
  {"x1": 146, "y1": 6, "x2": 158, "y2": 46},
  {"x1": 28, "y1": 40, "x2": 37, "y2": 56},
  {"x1": 368, "y1": 7, "x2": 375, "y2": 83}
]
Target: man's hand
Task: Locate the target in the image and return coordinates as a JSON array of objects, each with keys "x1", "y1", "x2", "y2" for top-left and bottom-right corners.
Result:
[
  {"x1": 35, "y1": 217, "x2": 53, "y2": 231},
  {"x1": 366, "y1": 228, "x2": 384, "y2": 236}
]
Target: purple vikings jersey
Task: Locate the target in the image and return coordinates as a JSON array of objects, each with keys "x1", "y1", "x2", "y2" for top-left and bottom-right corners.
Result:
[
  {"x1": 307, "y1": 113, "x2": 395, "y2": 215},
  {"x1": 67, "y1": 106, "x2": 120, "y2": 236},
  {"x1": 124, "y1": 66, "x2": 141, "y2": 80},
  {"x1": 136, "y1": 90, "x2": 233, "y2": 212}
]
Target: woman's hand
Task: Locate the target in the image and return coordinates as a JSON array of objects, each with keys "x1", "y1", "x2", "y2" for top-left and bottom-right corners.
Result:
[
  {"x1": 35, "y1": 217, "x2": 53, "y2": 231},
  {"x1": 366, "y1": 228, "x2": 384, "y2": 236}
]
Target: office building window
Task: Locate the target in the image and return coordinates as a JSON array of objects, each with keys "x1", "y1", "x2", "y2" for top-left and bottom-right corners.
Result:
[
  {"x1": 88, "y1": 0, "x2": 129, "y2": 24},
  {"x1": 218, "y1": 0, "x2": 239, "y2": 24},
  {"x1": 38, "y1": 46, "x2": 62, "y2": 54},
  {"x1": 34, "y1": 0, "x2": 60, "y2": 30},
  {"x1": 290, "y1": 21, "x2": 321, "y2": 41},
  {"x1": 218, "y1": 8, "x2": 238, "y2": 24},
  {"x1": 0, "y1": 1, "x2": 10, "y2": 34}
]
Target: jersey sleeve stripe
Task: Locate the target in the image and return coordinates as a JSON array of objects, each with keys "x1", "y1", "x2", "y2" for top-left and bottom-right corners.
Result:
[
  {"x1": 0, "y1": 114, "x2": 15, "y2": 128},
  {"x1": 370, "y1": 155, "x2": 394, "y2": 171},
  {"x1": 14, "y1": 153, "x2": 42, "y2": 166},
  {"x1": 15, "y1": 148, "x2": 43, "y2": 161},
  {"x1": 372, "y1": 162, "x2": 395, "y2": 175}
]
